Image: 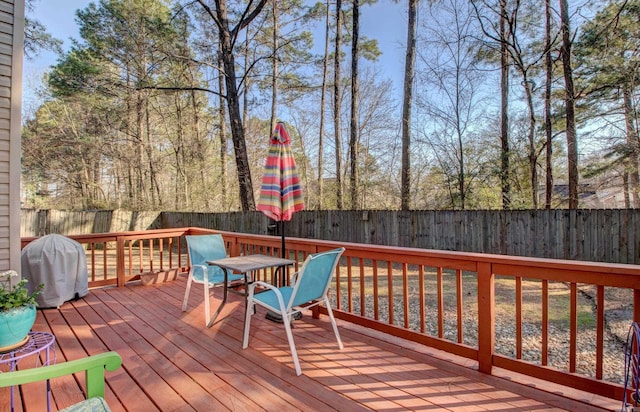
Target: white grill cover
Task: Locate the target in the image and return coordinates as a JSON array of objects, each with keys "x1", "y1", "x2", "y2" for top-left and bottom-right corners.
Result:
[{"x1": 21, "y1": 234, "x2": 89, "y2": 308}]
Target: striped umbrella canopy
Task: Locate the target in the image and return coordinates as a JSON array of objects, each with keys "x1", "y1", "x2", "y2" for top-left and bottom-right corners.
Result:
[{"x1": 257, "y1": 122, "x2": 304, "y2": 255}]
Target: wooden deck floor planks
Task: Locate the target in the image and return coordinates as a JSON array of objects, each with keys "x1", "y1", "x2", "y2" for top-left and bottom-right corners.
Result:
[{"x1": 1, "y1": 276, "x2": 621, "y2": 411}]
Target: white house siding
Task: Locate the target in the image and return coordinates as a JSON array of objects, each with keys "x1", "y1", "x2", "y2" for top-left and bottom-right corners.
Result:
[{"x1": 0, "y1": 0, "x2": 23, "y2": 277}]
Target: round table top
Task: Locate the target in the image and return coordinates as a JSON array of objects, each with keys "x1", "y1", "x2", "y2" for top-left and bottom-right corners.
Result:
[{"x1": 0, "y1": 331, "x2": 55, "y2": 365}]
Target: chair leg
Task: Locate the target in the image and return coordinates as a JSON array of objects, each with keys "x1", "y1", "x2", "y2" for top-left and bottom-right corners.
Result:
[
  {"x1": 203, "y1": 281, "x2": 211, "y2": 327},
  {"x1": 324, "y1": 297, "x2": 344, "y2": 349},
  {"x1": 206, "y1": 282, "x2": 230, "y2": 328},
  {"x1": 182, "y1": 275, "x2": 193, "y2": 311},
  {"x1": 282, "y1": 313, "x2": 302, "y2": 376},
  {"x1": 242, "y1": 300, "x2": 253, "y2": 349}
]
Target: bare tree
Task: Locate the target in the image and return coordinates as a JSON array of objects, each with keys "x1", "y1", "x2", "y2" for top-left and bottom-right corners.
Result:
[
  {"x1": 416, "y1": 0, "x2": 488, "y2": 209},
  {"x1": 195, "y1": 0, "x2": 269, "y2": 212},
  {"x1": 473, "y1": 0, "x2": 551, "y2": 208}
]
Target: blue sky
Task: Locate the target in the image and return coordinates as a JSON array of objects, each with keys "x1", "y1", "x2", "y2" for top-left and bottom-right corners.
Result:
[{"x1": 23, "y1": 0, "x2": 409, "y2": 114}]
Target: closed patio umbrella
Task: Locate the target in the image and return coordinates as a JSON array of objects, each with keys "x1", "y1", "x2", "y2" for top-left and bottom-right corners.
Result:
[{"x1": 257, "y1": 122, "x2": 305, "y2": 259}]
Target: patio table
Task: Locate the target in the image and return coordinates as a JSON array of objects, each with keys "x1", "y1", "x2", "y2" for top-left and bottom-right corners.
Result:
[{"x1": 205, "y1": 255, "x2": 294, "y2": 327}]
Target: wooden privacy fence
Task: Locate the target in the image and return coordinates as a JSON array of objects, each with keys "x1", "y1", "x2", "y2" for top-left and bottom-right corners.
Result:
[{"x1": 21, "y1": 208, "x2": 640, "y2": 264}]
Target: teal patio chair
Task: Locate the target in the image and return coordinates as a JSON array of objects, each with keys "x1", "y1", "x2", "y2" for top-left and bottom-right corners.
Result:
[
  {"x1": 182, "y1": 234, "x2": 248, "y2": 327},
  {"x1": 0, "y1": 351, "x2": 122, "y2": 412},
  {"x1": 242, "y1": 247, "x2": 345, "y2": 376}
]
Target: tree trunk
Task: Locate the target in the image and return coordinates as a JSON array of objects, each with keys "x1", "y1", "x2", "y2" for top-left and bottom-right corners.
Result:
[
  {"x1": 623, "y1": 84, "x2": 640, "y2": 207},
  {"x1": 401, "y1": 0, "x2": 417, "y2": 211},
  {"x1": 349, "y1": 0, "x2": 360, "y2": 209},
  {"x1": 218, "y1": 48, "x2": 228, "y2": 211},
  {"x1": 317, "y1": 2, "x2": 331, "y2": 210},
  {"x1": 333, "y1": 0, "x2": 343, "y2": 210},
  {"x1": 544, "y1": 0, "x2": 553, "y2": 209},
  {"x1": 136, "y1": 92, "x2": 146, "y2": 207},
  {"x1": 624, "y1": 172, "x2": 631, "y2": 208},
  {"x1": 524, "y1": 80, "x2": 538, "y2": 208},
  {"x1": 500, "y1": 0, "x2": 511, "y2": 210},
  {"x1": 175, "y1": 95, "x2": 186, "y2": 210},
  {"x1": 270, "y1": 0, "x2": 279, "y2": 133},
  {"x1": 559, "y1": 0, "x2": 579, "y2": 209}
]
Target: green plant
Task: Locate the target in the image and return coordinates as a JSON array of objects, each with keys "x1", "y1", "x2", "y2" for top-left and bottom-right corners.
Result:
[{"x1": 0, "y1": 270, "x2": 42, "y2": 311}]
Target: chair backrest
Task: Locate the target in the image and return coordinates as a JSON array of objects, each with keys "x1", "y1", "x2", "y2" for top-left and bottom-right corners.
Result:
[
  {"x1": 186, "y1": 234, "x2": 228, "y2": 280},
  {"x1": 290, "y1": 247, "x2": 345, "y2": 308}
]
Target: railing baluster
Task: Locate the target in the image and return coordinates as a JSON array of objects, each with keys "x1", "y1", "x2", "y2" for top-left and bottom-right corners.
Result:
[
  {"x1": 437, "y1": 267, "x2": 444, "y2": 339},
  {"x1": 346, "y1": 256, "x2": 353, "y2": 313},
  {"x1": 419, "y1": 265, "x2": 425, "y2": 334},
  {"x1": 127, "y1": 240, "x2": 133, "y2": 277},
  {"x1": 596, "y1": 285, "x2": 604, "y2": 380},
  {"x1": 148, "y1": 239, "x2": 154, "y2": 272},
  {"x1": 103, "y1": 242, "x2": 108, "y2": 281},
  {"x1": 387, "y1": 261, "x2": 393, "y2": 325},
  {"x1": 516, "y1": 276, "x2": 522, "y2": 359},
  {"x1": 116, "y1": 235, "x2": 125, "y2": 287},
  {"x1": 359, "y1": 258, "x2": 365, "y2": 316},
  {"x1": 373, "y1": 260, "x2": 379, "y2": 321},
  {"x1": 402, "y1": 263, "x2": 409, "y2": 329},
  {"x1": 138, "y1": 240, "x2": 143, "y2": 274},
  {"x1": 542, "y1": 279, "x2": 549, "y2": 366},
  {"x1": 570, "y1": 282, "x2": 577, "y2": 373},
  {"x1": 90, "y1": 243, "x2": 96, "y2": 282},
  {"x1": 456, "y1": 269, "x2": 463, "y2": 343},
  {"x1": 158, "y1": 238, "x2": 164, "y2": 270},
  {"x1": 334, "y1": 260, "x2": 342, "y2": 311}
]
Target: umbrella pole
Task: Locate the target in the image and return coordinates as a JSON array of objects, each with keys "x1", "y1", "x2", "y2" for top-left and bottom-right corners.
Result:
[
  {"x1": 266, "y1": 219, "x2": 301, "y2": 323},
  {"x1": 266, "y1": 220, "x2": 287, "y2": 323},
  {"x1": 281, "y1": 220, "x2": 285, "y2": 259}
]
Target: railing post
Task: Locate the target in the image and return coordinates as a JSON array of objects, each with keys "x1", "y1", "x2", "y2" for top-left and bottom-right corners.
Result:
[
  {"x1": 116, "y1": 235, "x2": 125, "y2": 287},
  {"x1": 477, "y1": 262, "x2": 494, "y2": 374},
  {"x1": 229, "y1": 234, "x2": 240, "y2": 256}
]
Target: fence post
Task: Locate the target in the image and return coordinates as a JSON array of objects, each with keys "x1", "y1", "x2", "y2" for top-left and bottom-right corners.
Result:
[
  {"x1": 477, "y1": 261, "x2": 495, "y2": 374},
  {"x1": 116, "y1": 235, "x2": 125, "y2": 287}
]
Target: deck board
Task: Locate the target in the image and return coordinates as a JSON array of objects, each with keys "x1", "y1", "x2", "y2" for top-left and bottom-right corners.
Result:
[{"x1": 2, "y1": 276, "x2": 620, "y2": 411}]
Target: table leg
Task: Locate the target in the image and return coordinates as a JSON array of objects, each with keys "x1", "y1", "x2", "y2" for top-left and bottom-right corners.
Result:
[
  {"x1": 10, "y1": 353, "x2": 16, "y2": 412},
  {"x1": 46, "y1": 345, "x2": 51, "y2": 412}
]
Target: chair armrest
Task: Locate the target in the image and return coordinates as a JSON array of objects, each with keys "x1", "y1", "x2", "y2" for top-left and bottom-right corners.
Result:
[
  {"x1": 0, "y1": 351, "x2": 122, "y2": 399},
  {"x1": 249, "y1": 280, "x2": 279, "y2": 292}
]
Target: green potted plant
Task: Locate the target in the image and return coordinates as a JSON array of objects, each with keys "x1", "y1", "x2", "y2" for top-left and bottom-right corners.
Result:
[{"x1": 0, "y1": 270, "x2": 42, "y2": 351}]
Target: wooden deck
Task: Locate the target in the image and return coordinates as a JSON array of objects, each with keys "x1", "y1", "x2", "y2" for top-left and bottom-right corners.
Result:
[{"x1": 2, "y1": 276, "x2": 622, "y2": 412}]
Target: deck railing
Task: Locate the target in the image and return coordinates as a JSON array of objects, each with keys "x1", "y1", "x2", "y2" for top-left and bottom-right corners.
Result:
[{"x1": 21, "y1": 227, "x2": 640, "y2": 403}]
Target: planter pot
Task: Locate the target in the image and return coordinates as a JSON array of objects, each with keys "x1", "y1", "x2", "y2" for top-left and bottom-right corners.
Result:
[{"x1": 0, "y1": 305, "x2": 36, "y2": 350}]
